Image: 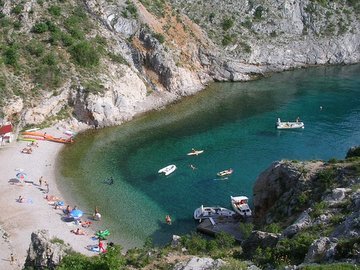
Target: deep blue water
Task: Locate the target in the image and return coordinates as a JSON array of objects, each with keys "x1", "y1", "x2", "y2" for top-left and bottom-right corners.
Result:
[{"x1": 57, "y1": 64, "x2": 360, "y2": 249}]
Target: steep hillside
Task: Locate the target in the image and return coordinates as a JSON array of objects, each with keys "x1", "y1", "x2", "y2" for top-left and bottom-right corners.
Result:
[{"x1": 0, "y1": 0, "x2": 359, "y2": 130}]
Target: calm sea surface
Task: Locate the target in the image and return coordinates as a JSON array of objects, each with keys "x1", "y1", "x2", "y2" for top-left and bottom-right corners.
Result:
[{"x1": 57, "y1": 64, "x2": 360, "y2": 248}]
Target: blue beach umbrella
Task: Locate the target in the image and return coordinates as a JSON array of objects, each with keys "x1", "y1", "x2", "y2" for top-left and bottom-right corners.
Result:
[{"x1": 70, "y1": 209, "x2": 83, "y2": 219}]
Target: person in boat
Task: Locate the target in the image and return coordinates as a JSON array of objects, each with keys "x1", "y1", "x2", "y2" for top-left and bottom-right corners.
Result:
[
  {"x1": 165, "y1": 215, "x2": 172, "y2": 225},
  {"x1": 296, "y1": 117, "x2": 301, "y2": 122}
]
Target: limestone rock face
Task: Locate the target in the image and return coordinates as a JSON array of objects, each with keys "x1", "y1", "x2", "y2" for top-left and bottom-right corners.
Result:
[
  {"x1": 3, "y1": 97, "x2": 23, "y2": 120},
  {"x1": 304, "y1": 237, "x2": 338, "y2": 263},
  {"x1": 22, "y1": 87, "x2": 70, "y2": 125},
  {"x1": 173, "y1": 256, "x2": 225, "y2": 270},
  {"x1": 24, "y1": 230, "x2": 70, "y2": 269},
  {"x1": 282, "y1": 210, "x2": 312, "y2": 238},
  {"x1": 252, "y1": 160, "x2": 324, "y2": 224}
]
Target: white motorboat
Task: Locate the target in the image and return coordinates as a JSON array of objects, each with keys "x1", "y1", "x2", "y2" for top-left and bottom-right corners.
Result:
[
  {"x1": 230, "y1": 196, "x2": 252, "y2": 217},
  {"x1": 217, "y1": 168, "x2": 233, "y2": 177},
  {"x1": 276, "y1": 118, "x2": 304, "y2": 129},
  {"x1": 187, "y1": 149, "x2": 204, "y2": 156},
  {"x1": 158, "y1": 164, "x2": 177, "y2": 176},
  {"x1": 193, "y1": 205, "x2": 235, "y2": 222}
]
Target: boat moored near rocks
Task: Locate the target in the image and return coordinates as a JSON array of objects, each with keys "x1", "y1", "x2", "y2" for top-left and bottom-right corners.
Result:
[{"x1": 193, "y1": 205, "x2": 235, "y2": 222}]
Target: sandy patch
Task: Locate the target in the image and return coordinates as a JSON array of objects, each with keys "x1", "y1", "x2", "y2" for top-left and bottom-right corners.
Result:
[{"x1": 0, "y1": 127, "x2": 100, "y2": 269}]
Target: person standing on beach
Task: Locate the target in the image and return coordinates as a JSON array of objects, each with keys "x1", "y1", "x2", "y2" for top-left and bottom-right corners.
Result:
[
  {"x1": 39, "y1": 176, "x2": 43, "y2": 186},
  {"x1": 45, "y1": 181, "x2": 49, "y2": 193}
]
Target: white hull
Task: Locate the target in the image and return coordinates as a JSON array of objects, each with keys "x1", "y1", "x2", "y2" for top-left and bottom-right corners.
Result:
[
  {"x1": 158, "y1": 164, "x2": 177, "y2": 176},
  {"x1": 276, "y1": 118, "x2": 304, "y2": 129},
  {"x1": 230, "y1": 196, "x2": 252, "y2": 217},
  {"x1": 193, "y1": 205, "x2": 235, "y2": 221},
  {"x1": 187, "y1": 150, "x2": 204, "y2": 156}
]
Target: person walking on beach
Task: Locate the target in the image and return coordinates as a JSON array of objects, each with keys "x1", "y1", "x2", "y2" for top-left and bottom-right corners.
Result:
[
  {"x1": 45, "y1": 181, "x2": 49, "y2": 193},
  {"x1": 39, "y1": 176, "x2": 43, "y2": 186}
]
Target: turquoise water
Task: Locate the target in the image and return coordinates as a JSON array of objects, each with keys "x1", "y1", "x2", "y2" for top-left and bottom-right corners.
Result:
[{"x1": 57, "y1": 64, "x2": 360, "y2": 249}]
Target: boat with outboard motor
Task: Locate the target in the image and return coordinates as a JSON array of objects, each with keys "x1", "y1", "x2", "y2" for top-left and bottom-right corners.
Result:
[
  {"x1": 158, "y1": 164, "x2": 177, "y2": 176},
  {"x1": 217, "y1": 168, "x2": 233, "y2": 177},
  {"x1": 193, "y1": 205, "x2": 235, "y2": 222},
  {"x1": 276, "y1": 118, "x2": 304, "y2": 129}
]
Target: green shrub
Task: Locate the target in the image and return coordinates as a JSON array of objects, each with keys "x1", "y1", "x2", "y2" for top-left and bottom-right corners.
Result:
[
  {"x1": 239, "y1": 41, "x2": 251, "y2": 53},
  {"x1": 238, "y1": 223, "x2": 254, "y2": 239},
  {"x1": 26, "y1": 40, "x2": 45, "y2": 57},
  {"x1": 83, "y1": 80, "x2": 104, "y2": 94},
  {"x1": 57, "y1": 251, "x2": 91, "y2": 269},
  {"x1": 33, "y1": 22, "x2": 49, "y2": 33},
  {"x1": 61, "y1": 32, "x2": 75, "y2": 47},
  {"x1": 220, "y1": 258, "x2": 248, "y2": 270},
  {"x1": 3, "y1": 45, "x2": 18, "y2": 67},
  {"x1": 264, "y1": 223, "x2": 282, "y2": 233},
  {"x1": 108, "y1": 52, "x2": 128, "y2": 65},
  {"x1": 317, "y1": 168, "x2": 336, "y2": 190},
  {"x1": 311, "y1": 201, "x2": 327, "y2": 218},
  {"x1": 215, "y1": 231, "x2": 236, "y2": 249},
  {"x1": 48, "y1": 5, "x2": 61, "y2": 16},
  {"x1": 125, "y1": 1, "x2": 138, "y2": 18},
  {"x1": 181, "y1": 232, "x2": 208, "y2": 254},
  {"x1": 222, "y1": 17, "x2": 234, "y2": 31},
  {"x1": 222, "y1": 34, "x2": 233, "y2": 46},
  {"x1": 139, "y1": 0, "x2": 166, "y2": 17},
  {"x1": 11, "y1": 4, "x2": 23, "y2": 15},
  {"x1": 302, "y1": 263, "x2": 360, "y2": 270},
  {"x1": 209, "y1": 12, "x2": 215, "y2": 22},
  {"x1": 50, "y1": 237, "x2": 65, "y2": 245},
  {"x1": 69, "y1": 41, "x2": 100, "y2": 67},
  {"x1": 254, "y1": 6, "x2": 264, "y2": 20},
  {"x1": 153, "y1": 32, "x2": 165, "y2": 43},
  {"x1": 275, "y1": 232, "x2": 316, "y2": 265}
]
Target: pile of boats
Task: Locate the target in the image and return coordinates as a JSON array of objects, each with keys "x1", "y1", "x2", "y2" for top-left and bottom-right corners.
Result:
[{"x1": 193, "y1": 195, "x2": 252, "y2": 222}]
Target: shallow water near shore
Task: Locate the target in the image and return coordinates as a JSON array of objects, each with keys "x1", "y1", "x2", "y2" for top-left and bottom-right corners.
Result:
[{"x1": 57, "y1": 64, "x2": 360, "y2": 249}]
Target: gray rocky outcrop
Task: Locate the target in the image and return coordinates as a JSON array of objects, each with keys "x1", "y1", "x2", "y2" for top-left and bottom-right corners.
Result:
[
  {"x1": 24, "y1": 230, "x2": 71, "y2": 270},
  {"x1": 173, "y1": 256, "x2": 226, "y2": 270},
  {"x1": 252, "y1": 160, "x2": 323, "y2": 224},
  {"x1": 282, "y1": 210, "x2": 312, "y2": 238},
  {"x1": 303, "y1": 237, "x2": 338, "y2": 263},
  {"x1": 242, "y1": 231, "x2": 280, "y2": 258}
]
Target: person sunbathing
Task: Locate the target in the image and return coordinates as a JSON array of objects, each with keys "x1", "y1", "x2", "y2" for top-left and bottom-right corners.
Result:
[
  {"x1": 81, "y1": 220, "x2": 92, "y2": 228},
  {"x1": 71, "y1": 228, "x2": 86, "y2": 235},
  {"x1": 21, "y1": 148, "x2": 32, "y2": 154},
  {"x1": 45, "y1": 195, "x2": 61, "y2": 203}
]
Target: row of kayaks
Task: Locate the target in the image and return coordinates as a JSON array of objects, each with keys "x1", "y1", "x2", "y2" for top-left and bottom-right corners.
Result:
[
  {"x1": 21, "y1": 131, "x2": 74, "y2": 144},
  {"x1": 193, "y1": 195, "x2": 252, "y2": 221}
]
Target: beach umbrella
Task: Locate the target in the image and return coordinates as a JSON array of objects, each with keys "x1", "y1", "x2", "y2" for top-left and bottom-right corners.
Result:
[
  {"x1": 16, "y1": 172, "x2": 27, "y2": 181},
  {"x1": 70, "y1": 209, "x2": 83, "y2": 219}
]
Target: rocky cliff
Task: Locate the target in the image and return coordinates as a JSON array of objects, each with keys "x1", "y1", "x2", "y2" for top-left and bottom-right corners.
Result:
[
  {"x1": 247, "y1": 148, "x2": 360, "y2": 266},
  {"x1": 0, "y1": 0, "x2": 359, "y2": 129}
]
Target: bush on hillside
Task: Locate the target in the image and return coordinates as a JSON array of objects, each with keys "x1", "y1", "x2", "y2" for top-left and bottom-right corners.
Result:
[{"x1": 69, "y1": 41, "x2": 100, "y2": 67}]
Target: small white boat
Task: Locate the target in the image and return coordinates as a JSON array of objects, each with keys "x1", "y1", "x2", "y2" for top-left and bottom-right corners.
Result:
[
  {"x1": 187, "y1": 149, "x2": 204, "y2": 156},
  {"x1": 217, "y1": 168, "x2": 233, "y2": 177},
  {"x1": 276, "y1": 118, "x2": 304, "y2": 129},
  {"x1": 158, "y1": 164, "x2": 177, "y2": 176},
  {"x1": 230, "y1": 196, "x2": 252, "y2": 217},
  {"x1": 193, "y1": 205, "x2": 235, "y2": 221}
]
